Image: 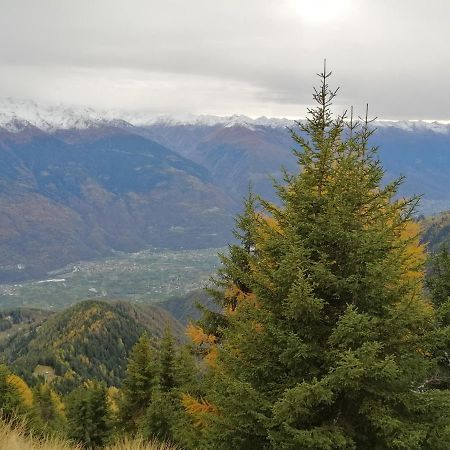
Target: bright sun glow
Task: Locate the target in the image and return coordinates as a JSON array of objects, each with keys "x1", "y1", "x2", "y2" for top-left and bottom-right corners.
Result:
[{"x1": 288, "y1": 0, "x2": 352, "y2": 24}]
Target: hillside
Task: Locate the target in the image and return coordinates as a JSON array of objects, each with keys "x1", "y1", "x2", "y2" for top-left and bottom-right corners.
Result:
[
  {"x1": 158, "y1": 289, "x2": 218, "y2": 326},
  {"x1": 140, "y1": 119, "x2": 450, "y2": 214},
  {"x1": 137, "y1": 122, "x2": 295, "y2": 201},
  {"x1": 420, "y1": 210, "x2": 450, "y2": 252},
  {"x1": 0, "y1": 122, "x2": 235, "y2": 282},
  {"x1": 0, "y1": 307, "x2": 52, "y2": 343},
  {"x1": 0, "y1": 300, "x2": 184, "y2": 392}
]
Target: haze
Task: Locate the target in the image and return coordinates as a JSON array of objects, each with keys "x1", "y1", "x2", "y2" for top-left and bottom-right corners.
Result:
[{"x1": 0, "y1": 0, "x2": 449, "y2": 119}]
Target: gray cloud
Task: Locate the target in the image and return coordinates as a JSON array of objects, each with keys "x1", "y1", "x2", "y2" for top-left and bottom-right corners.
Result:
[{"x1": 0, "y1": 0, "x2": 449, "y2": 119}]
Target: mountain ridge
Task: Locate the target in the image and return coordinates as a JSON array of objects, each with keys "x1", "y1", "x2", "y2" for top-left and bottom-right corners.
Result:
[{"x1": 2, "y1": 97, "x2": 450, "y2": 133}]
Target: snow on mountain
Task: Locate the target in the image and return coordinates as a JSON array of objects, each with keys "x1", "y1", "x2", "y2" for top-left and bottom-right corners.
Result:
[
  {"x1": 110, "y1": 111, "x2": 295, "y2": 129},
  {"x1": 125, "y1": 114, "x2": 294, "y2": 128},
  {"x1": 0, "y1": 97, "x2": 450, "y2": 134},
  {"x1": 114, "y1": 111, "x2": 450, "y2": 133},
  {"x1": 375, "y1": 120, "x2": 450, "y2": 134},
  {"x1": 0, "y1": 99, "x2": 295, "y2": 132},
  {"x1": 0, "y1": 98, "x2": 123, "y2": 132},
  {"x1": 0, "y1": 115, "x2": 35, "y2": 133}
]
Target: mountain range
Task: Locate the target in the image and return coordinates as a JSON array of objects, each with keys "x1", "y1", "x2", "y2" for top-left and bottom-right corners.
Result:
[{"x1": 2, "y1": 98, "x2": 450, "y2": 282}]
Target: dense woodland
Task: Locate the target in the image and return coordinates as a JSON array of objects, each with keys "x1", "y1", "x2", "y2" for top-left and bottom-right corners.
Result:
[{"x1": 3, "y1": 71, "x2": 450, "y2": 449}]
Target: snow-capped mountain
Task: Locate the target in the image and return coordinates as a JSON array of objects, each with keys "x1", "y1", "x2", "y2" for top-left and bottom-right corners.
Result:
[
  {"x1": 0, "y1": 99, "x2": 296, "y2": 131},
  {"x1": 98, "y1": 110, "x2": 450, "y2": 134},
  {"x1": 375, "y1": 120, "x2": 450, "y2": 134},
  {"x1": 0, "y1": 98, "x2": 119, "y2": 132},
  {"x1": 2, "y1": 97, "x2": 450, "y2": 133},
  {"x1": 117, "y1": 112, "x2": 295, "y2": 129}
]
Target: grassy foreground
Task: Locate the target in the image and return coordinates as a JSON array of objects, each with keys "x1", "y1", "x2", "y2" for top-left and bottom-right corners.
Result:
[{"x1": 0, "y1": 421, "x2": 177, "y2": 450}]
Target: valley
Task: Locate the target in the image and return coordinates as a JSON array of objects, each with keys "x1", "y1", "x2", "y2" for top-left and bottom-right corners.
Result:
[
  {"x1": 1, "y1": 105, "x2": 450, "y2": 284},
  {"x1": 0, "y1": 247, "x2": 222, "y2": 309}
]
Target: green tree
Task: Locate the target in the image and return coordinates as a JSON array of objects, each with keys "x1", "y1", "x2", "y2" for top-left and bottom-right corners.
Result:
[
  {"x1": 66, "y1": 381, "x2": 111, "y2": 449},
  {"x1": 118, "y1": 334, "x2": 159, "y2": 431},
  {"x1": 186, "y1": 68, "x2": 450, "y2": 449},
  {"x1": 427, "y1": 246, "x2": 450, "y2": 306},
  {"x1": 137, "y1": 329, "x2": 177, "y2": 442},
  {"x1": 141, "y1": 389, "x2": 178, "y2": 442},
  {"x1": 31, "y1": 383, "x2": 66, "y2": 435},
  {"x1": 159, "y1": 328, "x2": 176, "y2": 392},
  {"x1": 139, "y1": 330, "x2": 201, "y2": 447},
  {"x1": 426, "y1": 246, "x2": 450, "y2": 389},
  {"x1": 0, "y1": 364, "x2": 32, "y2": 421}
]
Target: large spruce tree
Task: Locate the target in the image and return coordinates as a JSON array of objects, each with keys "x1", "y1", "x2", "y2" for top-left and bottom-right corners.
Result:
[{"x1": 186, "y1": 68, "x2": 450, "y2": 449}]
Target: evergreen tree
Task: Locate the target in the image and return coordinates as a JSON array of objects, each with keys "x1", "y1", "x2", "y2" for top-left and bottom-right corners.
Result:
[
  {"x1": 186, "y1": 68, "x2": 450, "y2": 449},
  {"x1": 0, "y1": 364, "x2": 32, "y2": 421},
  {"x1": 139, "y1": 330, "x2": 201, "y2": 447},
  {"x1": 427, "y1": 246, "x2": 450, "y2": 306},
  {"x1": 141, "y1": 389, "x2": 178, "y2": 442},
  {"x1": 66, "y1": 381, "x2": 111, "y2": 449},
  {"x1": 138, "y1": 329, "x2": 178, "y2": 442},
  {"x1": 173, "y1": 345, "x2": 199, "y2": 392},
  {"x1": 32, "y1": 383, "x2": 66, "y2": 435},
  {"x1": 118, "y1": 334, "x2": 159, "y2": 431},
  {"x1": 159, "y1": 328, "x2": 176, "y2": 392},
  {"x1": 426, "y1": 246, "x2": 450, "y2": 389}
]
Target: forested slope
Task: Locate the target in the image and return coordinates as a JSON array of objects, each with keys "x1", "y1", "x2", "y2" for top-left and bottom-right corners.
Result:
[{"x1": 0, "y1": 300, "x2": 183, "y2": 392}]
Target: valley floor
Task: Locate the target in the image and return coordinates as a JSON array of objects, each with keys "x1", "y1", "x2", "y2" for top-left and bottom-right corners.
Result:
[{"x1": 0, "y1": 247, "x2": 222, "y2": 309}]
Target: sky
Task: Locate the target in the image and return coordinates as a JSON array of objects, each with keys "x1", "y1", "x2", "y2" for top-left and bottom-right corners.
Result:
[{"x1": 0, "y1": 0, "x2": 449, "y2": 120}]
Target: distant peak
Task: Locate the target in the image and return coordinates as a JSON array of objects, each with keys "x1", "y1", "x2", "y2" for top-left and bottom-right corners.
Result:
[
  {"x1": 0, "y1": 115, "x2": 35, "y2": 133},
  {"x1": 375, "y1": 120, "x2": 450, "y2": 134},
  {"x1": 0, "y1": 98, "x2": 127, "y2": 133},
  {"x1": 1, "y1": 98, "x2": 450, "y2": 134},
  {"x1": 124, "y1": 113, "x2": 295, "y2": 129}
]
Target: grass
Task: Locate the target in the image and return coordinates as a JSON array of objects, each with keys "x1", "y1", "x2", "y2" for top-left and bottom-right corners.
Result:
[
  {"x1": 0, "y1": 421, "x2": 178, "y2": 450},
  {"x1": 32, "y1": 365, "x2": 56, "y2": 383},
  {"x1": 0, "y1": 420, "x2": 77, "y2": 450},
  {"x1": 106, "y1": 437, "x2": 179, "y2": 450}
]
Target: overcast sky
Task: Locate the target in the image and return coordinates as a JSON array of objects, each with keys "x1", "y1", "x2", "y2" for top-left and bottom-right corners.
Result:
[{"x1": 0, "y1": 0, "x2": 449, "y2": 119}]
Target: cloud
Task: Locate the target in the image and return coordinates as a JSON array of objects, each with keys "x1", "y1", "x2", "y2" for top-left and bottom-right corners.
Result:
[{"x1": 0, "y1": 0, "x2": 449, "y2": 119}]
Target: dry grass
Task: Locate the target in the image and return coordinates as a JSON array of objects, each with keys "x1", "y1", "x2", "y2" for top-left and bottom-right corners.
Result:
[
  {"x1": 0, "y1": 421, "x2": 179, "y2": 450},
  {"x1": 0, "y1": 420, "x2": 78, "y2": 450},
  {"x1": 106, "y1": 436, "x2": 179, "y2": 450}
]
